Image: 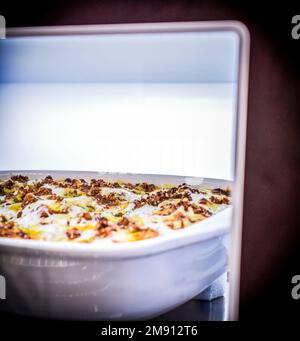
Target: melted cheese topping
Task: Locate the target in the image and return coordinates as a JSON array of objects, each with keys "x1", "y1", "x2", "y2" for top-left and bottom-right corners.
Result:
[{"x1": 0, "y1": 175, "x2": 231, "y2": 243}]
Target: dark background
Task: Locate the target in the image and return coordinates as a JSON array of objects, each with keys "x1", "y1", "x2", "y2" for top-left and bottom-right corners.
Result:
[{"x1": 1, "y1": 0, "x2": 300, "y2": 321}]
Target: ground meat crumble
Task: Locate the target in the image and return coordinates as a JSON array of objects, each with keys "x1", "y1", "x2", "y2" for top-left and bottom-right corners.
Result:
[{"x1": 0, "y1": 175, "x2": 231, "y2": 242}]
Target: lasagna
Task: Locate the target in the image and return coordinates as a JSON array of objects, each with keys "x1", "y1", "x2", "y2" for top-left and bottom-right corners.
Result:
[{"x1": 0, "y1": 175, "x2": 231, "y2": 243}]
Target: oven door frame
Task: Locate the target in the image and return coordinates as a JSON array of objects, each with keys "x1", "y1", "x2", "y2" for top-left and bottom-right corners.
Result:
[{"x1": 6, "y1": 21, "x2": 250, "y2": 320}]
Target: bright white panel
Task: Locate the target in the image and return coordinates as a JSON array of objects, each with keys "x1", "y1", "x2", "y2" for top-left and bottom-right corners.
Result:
[
  {"x1": 0, "y1": 31, "x2": 239, "y2": 83},
  {"x1": 0, "y1": 83, "x2": 236, "y2": 180}
]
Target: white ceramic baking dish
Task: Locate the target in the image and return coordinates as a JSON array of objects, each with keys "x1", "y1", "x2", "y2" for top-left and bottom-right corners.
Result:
[{"x1": 0, "y1": 170, "x2": 232, "y2": 320}]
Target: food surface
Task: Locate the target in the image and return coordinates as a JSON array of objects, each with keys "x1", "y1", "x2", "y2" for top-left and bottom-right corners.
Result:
[{"x1": 0, "y1": 175, "x2": 231, "y2": 243}]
